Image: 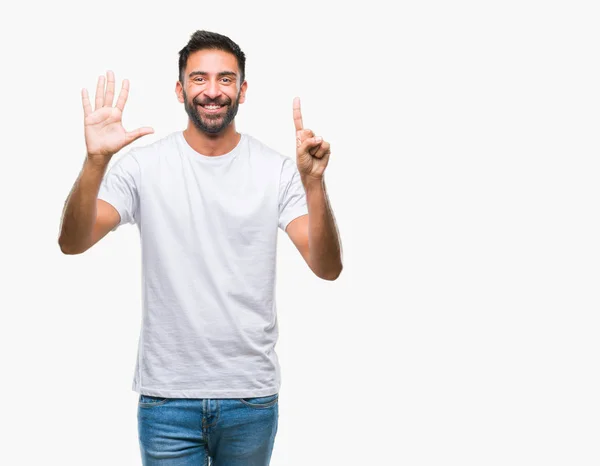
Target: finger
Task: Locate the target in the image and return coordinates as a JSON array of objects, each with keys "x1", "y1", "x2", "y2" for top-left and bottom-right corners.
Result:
[
  {"x1": 299, "y1": 129, "x2": 314, "y2": 139},
  {"x1": 81, "y1": 88, "x2": 93, "y2": 117},
  {"x1": 104, "y1": 70, "x2": 116, "y2": 107},
  {"x1": 313, "y1": 141, "x2": 330, "y2": 159},
  {"x1": 125, "y1": 126, "x2": 154, "y2": 144},
  {"x1": 309, "y1": 141, "x2": 322, "y2": 156},
  {"x1": 115, "y1": 79, "x2": 130, "y2": 112},
  {"x1": 94, "y1": 75, "x2": 105, "y2": 111},
  {"x1": 293, "y1": 97, "x2": 303, "y2": 132},
  {"x1": 298, "y1": 136, "x2": 323, "y2": 154},
  {"x1": 296, "y1": 128, "x2": 314, "y2": 147}
]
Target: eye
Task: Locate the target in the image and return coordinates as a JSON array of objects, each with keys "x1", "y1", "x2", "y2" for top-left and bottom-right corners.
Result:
[
  {"x1": 221, "y1": 77, "x2": 232, "y2": 84},
  {"x1": 194, "y1": 77, "x2": 205, "y2": 83}
]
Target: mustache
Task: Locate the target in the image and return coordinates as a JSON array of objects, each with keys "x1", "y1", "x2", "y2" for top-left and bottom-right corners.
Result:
[{"x1": 193, "y1": 96, "x2": 232, "y2": 106}]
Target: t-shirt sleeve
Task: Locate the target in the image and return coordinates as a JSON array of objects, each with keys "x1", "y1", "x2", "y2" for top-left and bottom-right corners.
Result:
[
  {"x1": 97, "y1": 150, "x2": 140, "y2": 231},
  {"x1": 278, "y1": 156, "x2": 308, "y2": 231}
]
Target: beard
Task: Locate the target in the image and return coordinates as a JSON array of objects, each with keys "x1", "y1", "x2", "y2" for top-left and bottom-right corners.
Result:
[{"x1": 183, "y1": 89, "x2": 241, "y2": 135}]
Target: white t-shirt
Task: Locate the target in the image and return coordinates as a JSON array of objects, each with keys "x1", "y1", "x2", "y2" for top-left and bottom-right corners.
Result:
[{"x1": 97, "y1": 131, "x2": 308, "y2": 398}]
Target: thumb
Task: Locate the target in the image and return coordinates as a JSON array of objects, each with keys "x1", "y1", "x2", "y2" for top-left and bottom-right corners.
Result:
[
  {"x1": 297, "y1": 129, "x2": 314, "y2": 141},
  {"x1": 298, "y1": 136, "x2": 322, "y2": 153},
  {"x1": 125, "y1": 127, "x2": 154, "y2": 144}
]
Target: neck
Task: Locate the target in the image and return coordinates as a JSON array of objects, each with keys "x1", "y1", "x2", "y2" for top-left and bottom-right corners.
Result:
[{"x1": 183, "y1": 123, "x2": 241, "y2": 156}]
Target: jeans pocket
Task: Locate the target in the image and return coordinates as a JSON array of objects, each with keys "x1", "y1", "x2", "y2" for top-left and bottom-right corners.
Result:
[
  {"x1": 240, "y1": 393, "x2": 279, "y2": 409},
  {"x1": 139, "y1": 394, "x2": 169, "y2": 407}
]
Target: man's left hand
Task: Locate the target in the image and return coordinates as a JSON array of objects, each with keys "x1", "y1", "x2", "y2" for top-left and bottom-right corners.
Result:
[{"x1": 293, "y1": 97, "x2": 331, "y2": 181}]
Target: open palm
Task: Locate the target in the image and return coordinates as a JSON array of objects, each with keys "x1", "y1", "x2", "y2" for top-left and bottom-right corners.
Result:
[{"x1": 82, "y1": 71, "x2": 153, "y2": 159}]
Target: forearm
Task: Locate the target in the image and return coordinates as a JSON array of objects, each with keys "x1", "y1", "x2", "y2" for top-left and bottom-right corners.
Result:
[
  {"x1": 302, "y1": 176, "x2": 343, "y2": 280},
  {"x1": 58, "y1": 158, "x2": 108, "y2": 254}
]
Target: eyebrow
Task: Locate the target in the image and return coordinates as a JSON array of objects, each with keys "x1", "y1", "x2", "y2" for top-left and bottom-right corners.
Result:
[{"x1": 188, "y1": 71, "x2": 238, "y2": 79}]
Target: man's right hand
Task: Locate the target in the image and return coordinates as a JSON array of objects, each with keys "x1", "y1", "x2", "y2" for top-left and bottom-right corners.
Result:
[{"x1": 82, "y1": 70, "x2": 154, "y2": 164}]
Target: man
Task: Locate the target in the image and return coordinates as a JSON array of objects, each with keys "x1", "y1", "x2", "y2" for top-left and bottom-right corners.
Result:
[{"x1": 58, "y1": 30, "x2": 343, "y2": 465}]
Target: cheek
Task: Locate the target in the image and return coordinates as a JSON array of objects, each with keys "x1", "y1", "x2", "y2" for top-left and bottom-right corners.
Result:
[
  {"x1": 185, "y1": 85, "x2": 201, "y2": 100},
  {"x1": 236, "y1": 90, "x2": 245, "y2": 103},
  {"x1": 186, "y1": 91, "x2": 201, "y2": 105}
]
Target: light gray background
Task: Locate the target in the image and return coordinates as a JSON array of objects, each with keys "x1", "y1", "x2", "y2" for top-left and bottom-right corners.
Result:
[{"x1": 1, "y1": 0, "x2": 599, "y2": 464}]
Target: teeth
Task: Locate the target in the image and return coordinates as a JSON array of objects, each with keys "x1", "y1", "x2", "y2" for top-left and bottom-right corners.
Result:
[{"x1": 204, "y1": 105, "x2": 221, "y2": 109}]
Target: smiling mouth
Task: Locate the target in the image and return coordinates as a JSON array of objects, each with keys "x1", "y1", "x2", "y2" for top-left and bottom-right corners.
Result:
[
  {"x1": 198, "y1": 101, "x2": 227, "y2": 109},
  {"x1": 198, "y1": 103, "x2": 226, "y2": 116}
]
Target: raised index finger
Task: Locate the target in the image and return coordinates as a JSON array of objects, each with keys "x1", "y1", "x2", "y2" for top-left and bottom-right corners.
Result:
[{"x1": 293, "y1": 97, "x2": 303, "y2": 131}]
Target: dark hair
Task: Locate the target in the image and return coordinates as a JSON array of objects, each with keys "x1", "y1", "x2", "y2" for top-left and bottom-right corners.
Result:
[{"x1": 178, "y1": 30, "x2": 246, "y2": 84}]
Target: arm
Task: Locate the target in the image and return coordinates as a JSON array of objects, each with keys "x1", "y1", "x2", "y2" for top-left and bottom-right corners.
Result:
[
  {"x1": 286, "y1": 97, "x2": 343, "y2": 280},
  {"x1": 58, "y1": 70, "x2": 153, "y2": 254},
  {"x1": 286, "y1": 177, "x2": 343, "y2": 280},
  {"x1": 58, "y1": 160, "x2": 120, "y2": 254}
]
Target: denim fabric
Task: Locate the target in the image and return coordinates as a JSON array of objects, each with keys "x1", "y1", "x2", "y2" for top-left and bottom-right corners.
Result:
[{"x1": 138, "y1": 393, "x2": 279, "y2": 465}]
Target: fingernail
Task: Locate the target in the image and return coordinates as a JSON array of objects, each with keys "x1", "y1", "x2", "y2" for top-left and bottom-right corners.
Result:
[{"x1": 315, "y1": 136, "x2": 322, "y2": 142}]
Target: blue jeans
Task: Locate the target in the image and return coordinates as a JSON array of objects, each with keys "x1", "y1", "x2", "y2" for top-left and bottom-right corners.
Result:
[{"x1": 138, "y1": 393, "x2": 279, "y2": 465}]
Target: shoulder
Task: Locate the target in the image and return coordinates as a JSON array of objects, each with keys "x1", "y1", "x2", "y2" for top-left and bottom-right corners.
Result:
[
  {"x1": 130, "y1": 132, "x2": 180, "y2": 160},
  {"x1": 243, "y1": 133, "x2": 293, "y2": 167},
  {"x1": 110, "y1": 132, "x2": 180, "y2": 171}
]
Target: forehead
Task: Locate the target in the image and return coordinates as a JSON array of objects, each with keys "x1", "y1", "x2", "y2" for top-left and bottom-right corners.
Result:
[{"x1": 185, "y1": 49, "x2": 239, "y2": 75}]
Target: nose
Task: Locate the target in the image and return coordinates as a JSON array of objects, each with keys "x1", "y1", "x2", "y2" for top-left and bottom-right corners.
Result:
[{"x1": 203, "y1": 80, "x2": 222, "y2": 100}]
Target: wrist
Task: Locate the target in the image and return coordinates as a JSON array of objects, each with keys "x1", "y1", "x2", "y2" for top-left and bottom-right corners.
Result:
[
  {"x1": 301, "y1": 174, "x2": 324, "y2": 190},
  {"x1": 84, "y1": 155, "x2": 111, "y2": 174}
]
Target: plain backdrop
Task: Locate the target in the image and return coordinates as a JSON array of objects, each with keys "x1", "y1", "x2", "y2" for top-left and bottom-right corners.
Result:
[{"x1": 1, "y1": 0, "x2": 600, "y2": 464}]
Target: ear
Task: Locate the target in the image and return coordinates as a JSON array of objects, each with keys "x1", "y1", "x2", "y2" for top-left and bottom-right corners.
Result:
[
  {"x1": 238, "y1": 81, "x2": 248, "y2": 104},
  {"x1": 175, "y1": 81, "x2": 184, "y2": 103}
]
